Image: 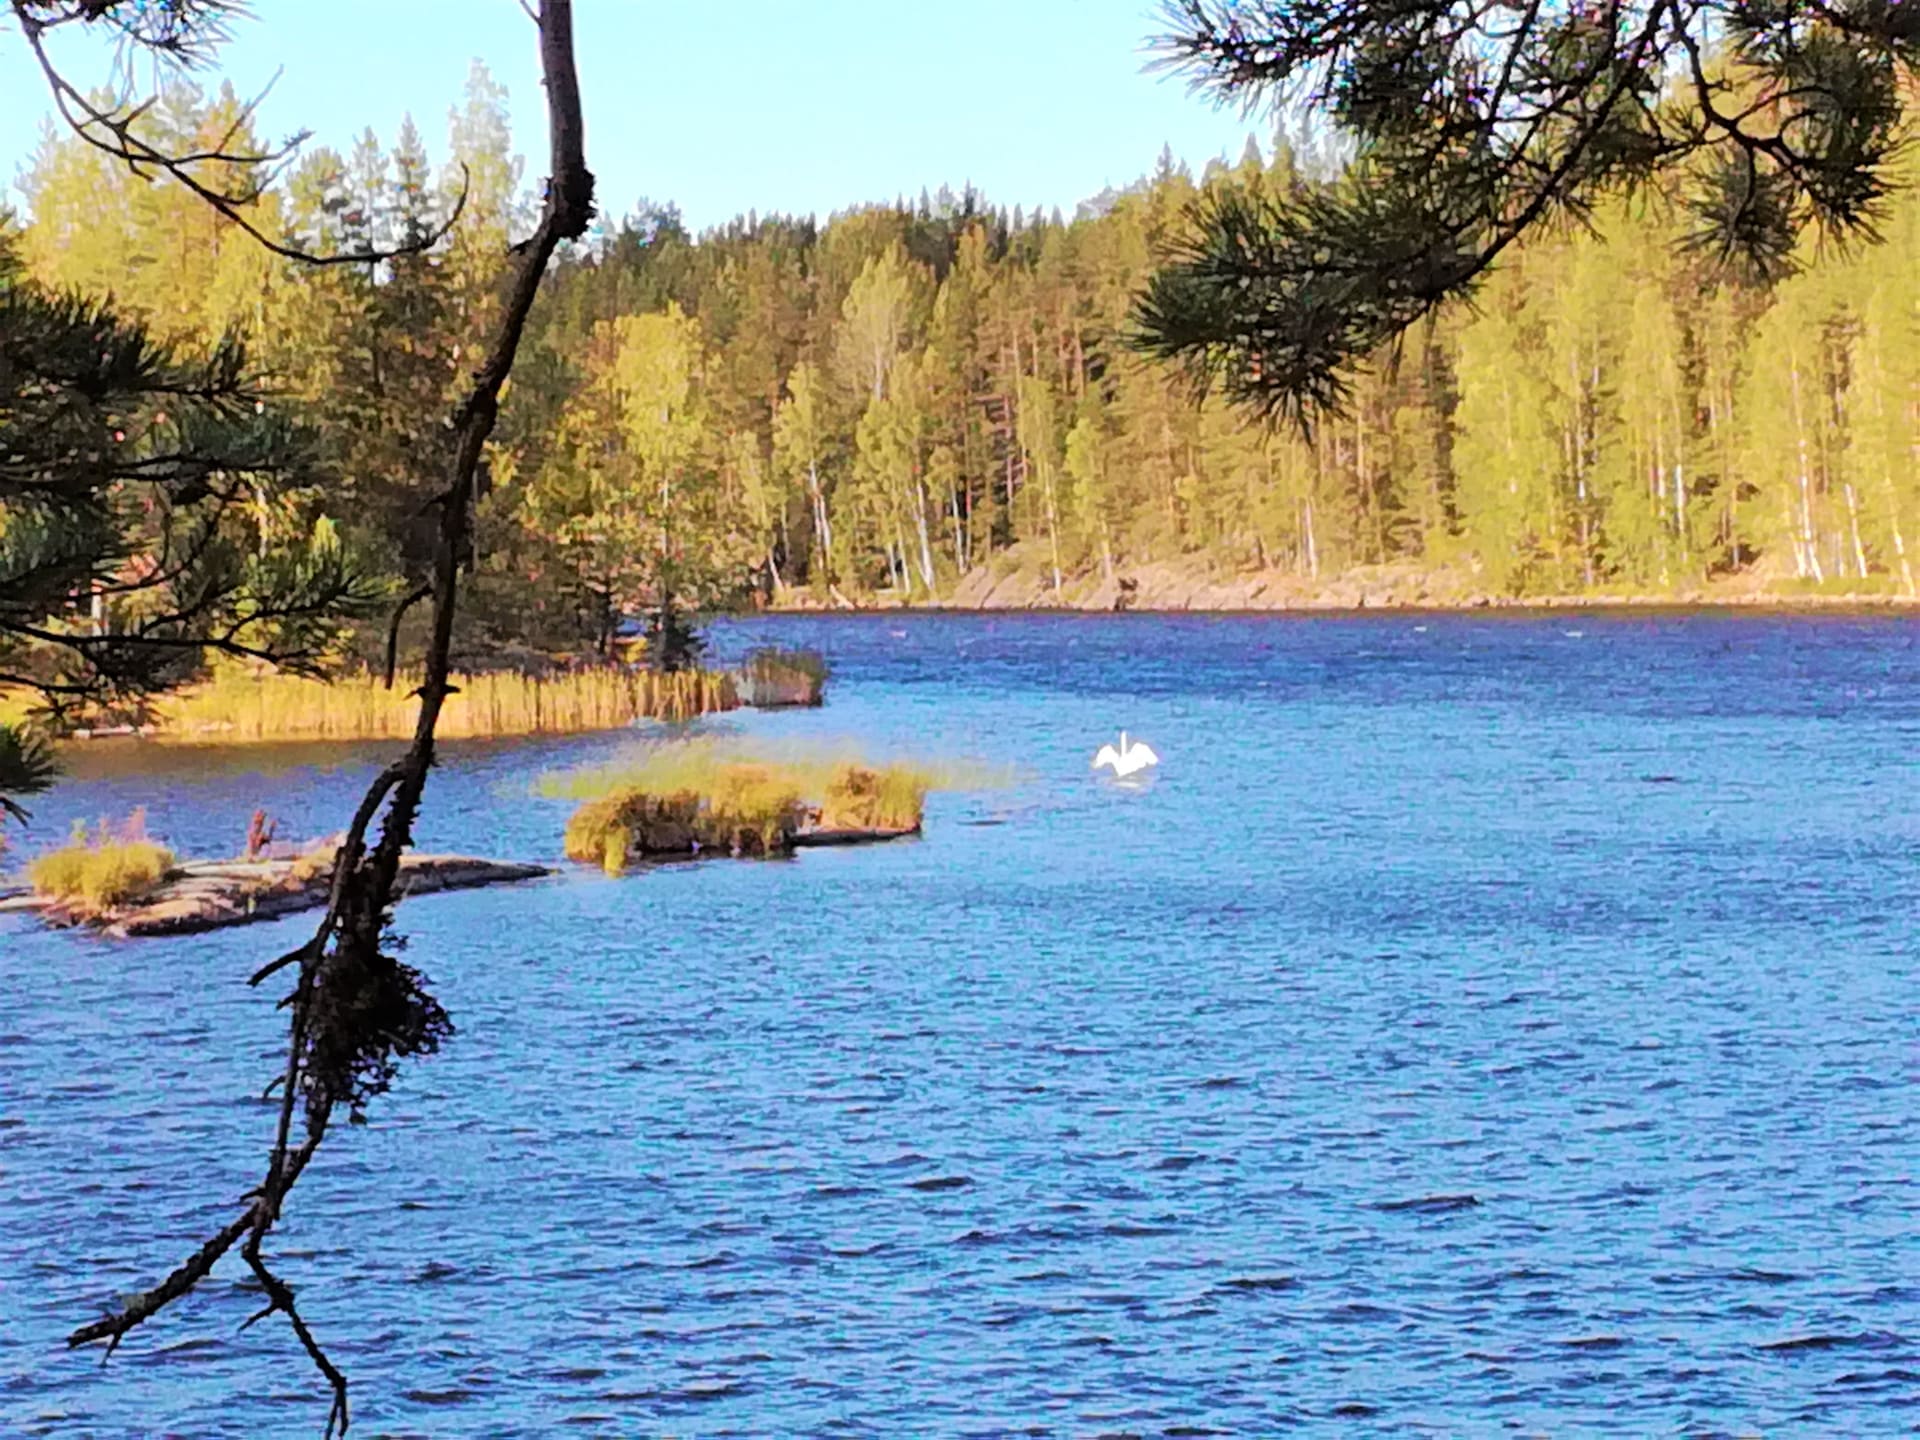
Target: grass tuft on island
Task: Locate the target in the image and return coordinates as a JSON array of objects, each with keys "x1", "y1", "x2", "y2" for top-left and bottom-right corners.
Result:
[
  {"x1": 550, "y1": 741, "x2": 936, "y2": 872},
  {"x1": 27, "y1": 816, "x2": 176, "y2": 919}
]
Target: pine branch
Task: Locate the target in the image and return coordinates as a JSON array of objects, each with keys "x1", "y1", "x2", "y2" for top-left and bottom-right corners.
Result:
[{"x1": 1139, "y1": 0, "x2": 1920, "y2": 420}]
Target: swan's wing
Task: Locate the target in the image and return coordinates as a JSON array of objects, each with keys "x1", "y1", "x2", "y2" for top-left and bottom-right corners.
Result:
[
  {"x1": 1092, "y1": 744, "x2": 1121, "y2": 771},
  {"x1": 1129, "y1": 742, "x2": 1159, "y2": 766}
]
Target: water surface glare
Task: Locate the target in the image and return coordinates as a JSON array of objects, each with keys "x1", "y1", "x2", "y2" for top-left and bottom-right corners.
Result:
[{"x1": 2, "y1": 611, "x2": 1917, "y2": 1435}]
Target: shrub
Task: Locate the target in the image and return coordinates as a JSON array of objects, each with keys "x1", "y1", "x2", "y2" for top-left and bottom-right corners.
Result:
[{"x1": 30, "y1": 829, "x2": 176, "y2": 916}]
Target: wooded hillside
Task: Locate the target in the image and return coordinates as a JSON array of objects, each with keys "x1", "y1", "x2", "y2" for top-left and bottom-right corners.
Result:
[{"x1": 14, "y1": 66, "x2": 1918, "y2": 651}]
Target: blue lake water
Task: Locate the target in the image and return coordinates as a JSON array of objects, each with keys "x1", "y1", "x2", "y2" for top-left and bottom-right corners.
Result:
[{"x1": 2, "y1": 610, "x2": 1917, "y2": 1436}]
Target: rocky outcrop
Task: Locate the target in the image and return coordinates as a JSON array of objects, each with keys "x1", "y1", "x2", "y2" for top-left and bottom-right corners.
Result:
[
  {"x1": 0, "y1": 854, "x2": 551, "y2": 938},
  {"x1": 784, "y1": 548, "x2": 1920, "y2": 613}
]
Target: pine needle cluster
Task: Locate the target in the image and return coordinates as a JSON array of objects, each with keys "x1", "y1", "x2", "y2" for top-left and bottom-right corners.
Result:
[{"x1": 1140, "y1": 0, "x2": 1920, "y2": 422}]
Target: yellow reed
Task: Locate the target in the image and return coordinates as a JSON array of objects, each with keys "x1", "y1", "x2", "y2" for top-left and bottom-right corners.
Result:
[{"x1": 154, "y1": 667, "x2": 740, "y2": 743}]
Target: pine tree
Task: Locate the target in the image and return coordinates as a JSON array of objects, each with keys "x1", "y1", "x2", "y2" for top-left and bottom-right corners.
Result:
[{"x1": 0, "y1": 238, "x2": 374, "y2": 818}]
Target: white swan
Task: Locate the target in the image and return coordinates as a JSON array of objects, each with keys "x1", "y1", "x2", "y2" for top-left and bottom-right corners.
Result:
[{"x1": 1092, "y1": 731, "x2": 1159, "y2": 778}]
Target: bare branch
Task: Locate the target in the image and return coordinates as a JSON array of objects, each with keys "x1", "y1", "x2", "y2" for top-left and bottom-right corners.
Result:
[
  {"x1": 65, "y1": 6, "x2": 595, "y2": 1427},
  {"x1": 11, "y1": 1, "x2": 470, "y2": 267},
  {"x1": 382, "y1": 583, "x2": 432, "y2": 690},
  {"x1": 68, "y1": 1207, "x2": 254, "y2": 1350}
]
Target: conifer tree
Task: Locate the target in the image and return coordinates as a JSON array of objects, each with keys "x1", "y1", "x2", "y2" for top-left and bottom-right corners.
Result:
[{"x1": 0, "y1": 236, "x2": 373, "y2": 821}]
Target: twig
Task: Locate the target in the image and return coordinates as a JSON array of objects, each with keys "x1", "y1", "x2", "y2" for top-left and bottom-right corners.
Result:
[
  {"x1": 12, "y1": 2, "x2": 469, "y2": 267},
  {"x1": 63, "y1": 4, "x2": 596, "y2": 1431}
]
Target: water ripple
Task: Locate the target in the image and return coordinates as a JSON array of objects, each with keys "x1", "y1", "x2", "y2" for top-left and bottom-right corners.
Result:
[{"x1": 3, "y1": 611, "x2": 1917, "y2": 1435}]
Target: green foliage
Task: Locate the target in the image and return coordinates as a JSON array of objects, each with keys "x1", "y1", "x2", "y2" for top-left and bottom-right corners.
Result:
[
  {"x1": 0, "y1": 235, "x2": 381, "y2": 734},
  {"x1": 1137, "y1": 177, "x2": 1464, "y2": 425},
  {"x1": 14, "y1": 60, "x2": 1920, "y2": 731},
  {"x1": 0, "y1": 722, "x2": 58, "y2": 829},
  {"x1": 524, "y1": 304, "x2": 757, "y2": 657}
]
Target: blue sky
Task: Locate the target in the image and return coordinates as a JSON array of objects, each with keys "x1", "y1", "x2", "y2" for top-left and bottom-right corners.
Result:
[{"x1": 0, "y1": 1, "x2": 1269, "y2": 230}]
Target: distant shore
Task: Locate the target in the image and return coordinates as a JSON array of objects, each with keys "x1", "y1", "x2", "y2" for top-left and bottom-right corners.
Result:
[{"x1": 771, "y1": 556, "x2": 1920, "y2": 615}]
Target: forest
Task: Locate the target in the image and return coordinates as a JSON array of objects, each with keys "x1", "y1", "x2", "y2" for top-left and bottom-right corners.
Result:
[
  {"x1": 9, "y1": 61, "x2": 1920, "y2": 686},
  {"x1": 6, "y1": 6, "x2": 1919, "y2": 1434}
]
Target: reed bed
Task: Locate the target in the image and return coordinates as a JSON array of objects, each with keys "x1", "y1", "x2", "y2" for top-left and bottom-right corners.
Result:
[{"x1": 154, "y1": 667, "x2": 740, "y2": 743}]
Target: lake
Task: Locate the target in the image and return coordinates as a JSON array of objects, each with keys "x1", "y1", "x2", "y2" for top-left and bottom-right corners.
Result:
[{"x1": 3, "y1": 610, "x2": 1916, "y2": 1435}]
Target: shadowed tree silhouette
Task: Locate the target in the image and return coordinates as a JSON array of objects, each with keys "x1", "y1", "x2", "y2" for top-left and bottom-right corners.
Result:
[{"x1": 0, "y1": 236, "x2": 379, "y2": 819}]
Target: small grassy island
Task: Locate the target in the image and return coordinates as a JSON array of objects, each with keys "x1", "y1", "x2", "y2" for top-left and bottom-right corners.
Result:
[
  {"x1": 556, "y1": 744, "x2": 928, "y2": 872},
  {"x1": 3, "y1": 821, "x2": 549, "y2": 938},
  {"x1": 25, "y1": 825, "x2": 176, "y2": 918}
]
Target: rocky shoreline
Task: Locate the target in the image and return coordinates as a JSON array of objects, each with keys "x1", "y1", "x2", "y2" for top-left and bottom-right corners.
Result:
[
  {"x1": 772, "y1": 554, "x2": 1920, "y2": 614},
  {"x1": 0, "y1": 854, "x2": 552, "y2": 938}
]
